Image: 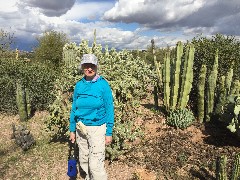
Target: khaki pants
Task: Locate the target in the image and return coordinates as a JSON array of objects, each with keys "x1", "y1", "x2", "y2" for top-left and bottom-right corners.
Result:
[{"x1": 76, "y1": 124, "x2": 107, "y2": 180}]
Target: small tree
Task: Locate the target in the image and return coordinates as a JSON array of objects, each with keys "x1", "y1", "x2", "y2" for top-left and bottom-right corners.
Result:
[{"x1": 33, "y1": 30, "x2": 69, "y2": 67}]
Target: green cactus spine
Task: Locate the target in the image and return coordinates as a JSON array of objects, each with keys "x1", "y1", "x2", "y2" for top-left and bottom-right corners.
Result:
[
  {"x1": 171, "y1": 41, "x2": 183, "y2": 109},
  {"x1": 231, "y1": 153, "x2": 240, "y2": 180},
  {"x1": 163, "y1": 51, "x2": 171, "y2": 110},
  {"x1": 206, "y1": 49, "x2": 219, "y2": 122},
  {"x1": 16, "y1": 80, "x2": 28, "y2": 121},
  {"x1": 179, "y1": 44, "x2": 195, "y2": 109},
  {"x1": 197, "y1": 64, "x2": 207, "y2": 123},
  {"x1": 216, "y1": 155, "x2": 227, "y2": 180}
]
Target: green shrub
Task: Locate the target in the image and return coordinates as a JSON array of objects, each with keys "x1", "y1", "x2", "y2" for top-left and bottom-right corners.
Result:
[{"x1": 0, "y1": 58, "x2": 58, "y2": 114}]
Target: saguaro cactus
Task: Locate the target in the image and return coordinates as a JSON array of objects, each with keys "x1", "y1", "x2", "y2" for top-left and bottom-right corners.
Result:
[
  {"x1": 197, "y1": 64, "x2": 207, "y2": 122},
  {"x1": 179, "y1": 44, "x2": 195, "y2": 109},
  {"x1": 206, "y1": 49, "x2": 219, "y2": 121}
]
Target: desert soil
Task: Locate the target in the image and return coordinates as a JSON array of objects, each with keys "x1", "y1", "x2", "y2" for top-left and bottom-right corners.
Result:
[{"x1": 1, "y1": 99, "x2": 240, "y2": 180}]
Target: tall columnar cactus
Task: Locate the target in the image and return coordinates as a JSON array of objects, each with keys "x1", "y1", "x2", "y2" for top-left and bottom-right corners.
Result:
[
  {"x1": 178, "y1": 44, "x2": 195, "y2": 109},
  {"x1": 206, "y1": 49, "x2": 219, "y2": 122},
  {"x1": 216, "y1": 155, "x2": 227, "y2": 180},
  {"x1": 230, "y1": 80, "x2": 240, "y2": 95},
  {"x1": 197, "y1": 64, "x2": 207, "y2": 123},
  {"x1": 16, "y1": 80, "x2": 28, "y2": 121},
  {"x1": 171, "y1": 41, "x2": 183, "y2": 108},
  {"x1": 151, "y1": 39, "x2": 161, "y2": 109},
  {"x1": 215, "y1": 76, "x2": 227, "y2": 116},
  {"x1": 214, "y1": 154, "x2": 240, "y2": 180},
  {"x1": 163, "y1": 51, "x2": 171, "y2": 110},
  {"x1": 25, "y1": 87, "x2": 31, "y2": 118},
  {"x1": 231, "y1": 153, "x2": 240, "y2": 180},
  {"x1": 225, "y1": 67, "x2": 234, "y2": 96}
]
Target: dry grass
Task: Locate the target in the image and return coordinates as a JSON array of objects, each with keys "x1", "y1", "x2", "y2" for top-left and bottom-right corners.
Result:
[{"x1": 0, "y1": 111, "x2": 70, "y2": 180}]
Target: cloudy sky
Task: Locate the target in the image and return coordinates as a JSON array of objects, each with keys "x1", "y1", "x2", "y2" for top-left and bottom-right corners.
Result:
[{"x1": 0, "y1": 0, "x2": 240, "y2": 51}]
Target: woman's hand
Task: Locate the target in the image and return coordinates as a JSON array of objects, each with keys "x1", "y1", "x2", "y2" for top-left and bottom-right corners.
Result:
[
  {"x1": 105, "y1": 136, "x2": 112, "y2": 145},
  {"x1": 69, "y1": 132, "x2": 76, "y2": 143}
]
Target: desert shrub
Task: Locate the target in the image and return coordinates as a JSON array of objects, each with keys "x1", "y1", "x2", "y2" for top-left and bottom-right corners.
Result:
[{"x1": 0, "y1": 58, "x2": 58, "y2": 113}]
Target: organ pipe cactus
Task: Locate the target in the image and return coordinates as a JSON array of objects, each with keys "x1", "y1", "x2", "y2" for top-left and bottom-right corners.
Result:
[
  {"x1": 214, "y1": 153, "x2": 240, "y2": 180},
  {"x1": 163, "y1": 51, "x2": 171, "y2": 110},
  {"x1": 216, "y1": 155, "x2": 227, "y2": 180},
  {"x1": 171, "y1": 41, "x2": 183, "y2": 108},
  {"x1": 197, "y1": 64, "x2": 207, "y2": 122},
  {"x1": 206, "y1": 49, "x2": 219, "y2": 121},
  {"x1": 231, "y1": 153, "x2": 240, "y2": 180},
  {"x1": 215, "y1": 76, "x2": 227, "y2": 116},
  {"x1": 162, "y1": 42, "x2": 195, "y2": 111},
  {"x1": 16, "y1": 80, "x2": 28, "y2": 121},
  {"x1": 225, "y1": 66, "x2": 234, "y2": 96},
  {"x1": 151, "y1": 39, "x2": 161, "y2": 109},
  {"x1": 179, "y1": 44, "x2": 195, "y2": 109}
]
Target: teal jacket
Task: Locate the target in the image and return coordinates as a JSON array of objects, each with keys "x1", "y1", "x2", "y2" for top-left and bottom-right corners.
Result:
[{"x1": 69, "y1": 76, "x2": 114, "y2": 136}]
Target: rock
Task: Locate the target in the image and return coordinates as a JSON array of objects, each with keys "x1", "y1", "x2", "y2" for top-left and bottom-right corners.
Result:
[{"x1": 11, "y1": 123, "x2": 35, "y2": 151}]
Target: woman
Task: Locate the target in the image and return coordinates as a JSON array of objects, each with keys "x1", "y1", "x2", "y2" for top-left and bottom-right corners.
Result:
[{"x1": 69, "y1": 54, "x2": 114, "y2": 180}]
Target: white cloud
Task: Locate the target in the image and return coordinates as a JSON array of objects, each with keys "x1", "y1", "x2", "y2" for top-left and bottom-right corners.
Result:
[
  {"x1": 103, "y1": 0, "x2": 206, "y2": 25},
  {"x1": 0, "y1": 0, "x2": 240, "y2": 51},
  {"x1": 0, "y1": 0, "x2": 18, "y2": 12},
  {"x1": 62, "y1": 2, "x2": 113, "y2": 20}
]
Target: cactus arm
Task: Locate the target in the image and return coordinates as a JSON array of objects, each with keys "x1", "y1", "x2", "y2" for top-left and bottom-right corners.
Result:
[
  {"x1": 179, "y1": 44, "x2": 195, "y2": 109},
  {"x1": 197, "y1": 64, "x2": 207, "y2": 122},
  {"x1": 231, "y1": 153, "x2": 240, "y2": 180},
  {"x1": 163, "y1": 51, "x2": 171, "y2": 110},
  {"x1": 171, "y1": 41, "x2": 183, "y2": 109},
  {"x1": 215, "y1": 76, "x2": 227, "y2": 116},
  {"x1": 206, "y1": 49, "x2": 219, "y2": 121}
]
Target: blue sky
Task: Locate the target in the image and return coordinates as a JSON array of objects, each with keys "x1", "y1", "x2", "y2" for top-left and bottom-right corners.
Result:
[{"x1": 0, "y1": 0, "x2": 240, "y2": 51}]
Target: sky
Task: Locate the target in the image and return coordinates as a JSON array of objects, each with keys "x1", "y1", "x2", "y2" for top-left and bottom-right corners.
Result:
[{"x1": 0, "y1": 0, "x2": 240, "y2": 51}]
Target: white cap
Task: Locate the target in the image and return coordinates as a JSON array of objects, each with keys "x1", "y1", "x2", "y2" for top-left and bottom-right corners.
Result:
[{"x1": 81, "y1": 54, "x2": 98, "y2": 66}]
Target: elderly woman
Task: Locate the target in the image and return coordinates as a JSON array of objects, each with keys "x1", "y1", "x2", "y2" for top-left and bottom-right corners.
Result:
[{"x1": 69, "y1": 54, "x2": 114, "y2": 180}]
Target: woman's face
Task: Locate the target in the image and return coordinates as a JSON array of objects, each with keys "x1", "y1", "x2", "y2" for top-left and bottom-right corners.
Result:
[{"x1": 82, "y1": 63, "x2": 97, "y2": 78}]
